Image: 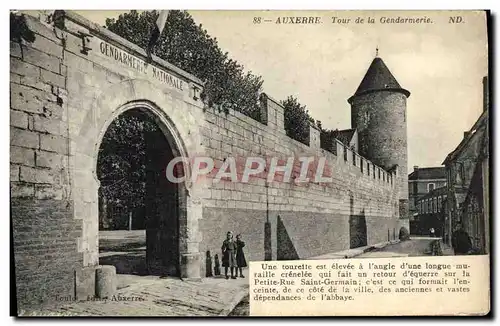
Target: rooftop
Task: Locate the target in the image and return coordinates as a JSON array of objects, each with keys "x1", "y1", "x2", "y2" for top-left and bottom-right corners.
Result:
[
  {"x1": 348, "y1": 56, "x2": 410, "y2": 102},
  {"x1": 333, "y1": 129, "x2": 356, "y2": 147},
  {"x1": 408, "y1": 166, "x2": 446, "y2": 180}
]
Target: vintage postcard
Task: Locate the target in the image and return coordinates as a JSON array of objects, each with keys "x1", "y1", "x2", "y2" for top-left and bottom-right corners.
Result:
[{"x1": 9, "y1": 9, "x2": 490, "y2": 317}]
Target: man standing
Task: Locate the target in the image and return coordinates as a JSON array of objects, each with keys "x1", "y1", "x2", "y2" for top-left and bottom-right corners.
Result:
[{"x1": 451, "y1": 223, "x2": 472, "y2": 255}]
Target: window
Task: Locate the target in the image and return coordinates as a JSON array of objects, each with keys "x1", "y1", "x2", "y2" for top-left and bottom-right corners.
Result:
[
  {"x1": 427, "y1": 183, "x2": 435, "y2": 192},
  {"x1": 363, "y1": 112, "x2": 370, "y2": 126}
]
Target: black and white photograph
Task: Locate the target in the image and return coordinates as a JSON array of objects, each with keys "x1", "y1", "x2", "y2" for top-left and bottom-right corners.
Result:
[{"x1": 9, "y1": 8, "x2": 490, "y2": 317}]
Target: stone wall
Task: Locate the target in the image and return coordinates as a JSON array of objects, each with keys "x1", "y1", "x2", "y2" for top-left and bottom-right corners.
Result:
[
  {"x1": 10, "y1": 10, "x2": 406, "y2": 309},
  {"x1": 198, "y1": 96, "x2": 401, "y2": 267},
  {"x1": 10, "y1": 15, "x2": 78, "y2": 309}
]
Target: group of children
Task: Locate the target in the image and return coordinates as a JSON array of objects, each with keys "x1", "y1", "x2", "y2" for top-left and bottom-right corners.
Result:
[{"x1": 221, "y1": 231, "x2": 247, "y2": 279}]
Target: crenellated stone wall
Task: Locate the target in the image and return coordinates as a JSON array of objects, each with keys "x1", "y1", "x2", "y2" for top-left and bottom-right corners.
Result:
[{"x1": 10, "y1": 10, "x2": 406, "y2": 310}]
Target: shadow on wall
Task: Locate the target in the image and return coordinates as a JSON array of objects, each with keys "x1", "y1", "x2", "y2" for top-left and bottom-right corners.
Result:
[
  {"x1": 277, "y1": 215, "x2": 300, "y2": 260},
  {"x1": 349, "y1": 209, "x2": 368, "y2": 249}
]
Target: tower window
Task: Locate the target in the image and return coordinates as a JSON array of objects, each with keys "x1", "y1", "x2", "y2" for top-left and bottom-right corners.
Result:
[{"x1": 365, "y1": 112, "x2": 370, "y2": 124}]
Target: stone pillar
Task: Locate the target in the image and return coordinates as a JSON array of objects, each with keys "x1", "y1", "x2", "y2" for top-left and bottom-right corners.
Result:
[
  {"x1": 95, "y1": 265, "x2": 116, "y2": 298},
  {"x1": 309, "y1": 123, "x2": 321, "y2": 149},
  {"x1": 259, "y1": 93, "x2": 285, "y2": 131},
  {"x1": 179, "y1": 192, "x2": 202, "y2": 280},
  {"x1": 75, "y1": 266, "x2": 97, "y2": 300},
  {"x1": 335, "y1": 140, "x2": 344, "y2": 161}
]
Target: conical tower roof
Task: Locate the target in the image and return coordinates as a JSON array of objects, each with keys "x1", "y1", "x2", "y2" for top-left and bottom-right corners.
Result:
[{"x1": 348, "y1": 56, "x2": 410, "y2": 103}]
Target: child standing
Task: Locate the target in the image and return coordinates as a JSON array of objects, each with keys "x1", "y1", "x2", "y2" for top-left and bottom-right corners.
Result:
[
  {"x1": 221, "y1": 231, "x2": 237, "y2": 279},
  {"x1": 235, "y1": 234, "x2": 247, "y2": 278}
]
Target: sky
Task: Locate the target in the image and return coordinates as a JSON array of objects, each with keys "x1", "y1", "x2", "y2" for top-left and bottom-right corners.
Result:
[{"x1": 76, "y1": 10, "x2": 488, "y2": 173}]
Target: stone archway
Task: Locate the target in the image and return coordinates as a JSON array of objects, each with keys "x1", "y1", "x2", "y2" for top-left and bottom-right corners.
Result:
[{"x1": 71, "y1": 79, "x2": 204, "y2": 279}]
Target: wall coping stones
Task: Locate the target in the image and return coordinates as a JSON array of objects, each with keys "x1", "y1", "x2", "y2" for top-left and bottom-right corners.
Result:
[{"x1": 59, "y1": 10, "x2": 204, "y2": 87}]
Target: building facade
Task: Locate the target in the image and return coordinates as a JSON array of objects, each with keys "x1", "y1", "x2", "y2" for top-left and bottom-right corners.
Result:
[
  {"x1": 442, "y1": 76, "x2": 489, "y2": 253},
  {"x1": 413, "y1": 186, "x2": 447, "y2": 236},
  {"x1": 408, "y1": 166, "x2": 446, "y2": 233}
]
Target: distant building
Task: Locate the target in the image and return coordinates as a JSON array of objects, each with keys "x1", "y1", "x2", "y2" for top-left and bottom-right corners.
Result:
[
  {"x1": 332, "y1": 128, "x2": 358, "y2": 152},
  {"x1": 442, "y1": 76, "x2": 489, "y2": 254},
  {"x1": 413, "y1": 186, "x2": 447, "y2": 236},
  {"x1": 408, "y1": 166, "x2": 446, "y2": 233}
]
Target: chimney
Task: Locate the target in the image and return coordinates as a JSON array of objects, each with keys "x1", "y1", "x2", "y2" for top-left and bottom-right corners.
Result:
[
  {"x1": 413, "y1": 166, "x2": 419, "y2": 172},
  {"x1": 464, "y1": 131, "x2": 470, "y2": 139},
  {"x1": 483, "y1": 76, "x2": 489, "y2": 112}
]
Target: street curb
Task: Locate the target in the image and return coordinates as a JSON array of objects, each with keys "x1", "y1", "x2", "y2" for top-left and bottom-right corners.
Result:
[
  {"x1": 348, "y1": 239, "x2": 402, "y2": 258},
  {"x1": 218, "y1": 287, "x2": 249, "y2": 316},
  {"x1": 308, "y1": 239, "x2": 403, "y2": 260}
]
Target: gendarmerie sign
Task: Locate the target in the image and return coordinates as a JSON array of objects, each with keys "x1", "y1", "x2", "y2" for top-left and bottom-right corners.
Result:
[{"x1": 99, "y1": 41, "x2": 184, "y2": 92}]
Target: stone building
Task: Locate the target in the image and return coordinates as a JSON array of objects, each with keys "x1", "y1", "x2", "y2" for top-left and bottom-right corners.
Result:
[
  {"x1": 408, "y1": 166, "x2": 446, "y2": 233},
  {"x1": 442, "y1": 76, "x2": 489, "y2": 253},
  {"x1": 348, "y1": 56, "x2": 411, "y2": 220},
  {"x1": 413, "y1": 186, "x2": 447, "y2": 236},
  {"x1": 331, "y1": 128, "x2": 358, "y2": 152},
  {"x1": 10, "y1": 10, "x2": 410, "y2": 310}
]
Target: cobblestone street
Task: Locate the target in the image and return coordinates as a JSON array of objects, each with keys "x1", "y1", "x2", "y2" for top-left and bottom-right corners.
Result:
[
  {"x1": 19, "y1": 231, "x2": 249, "y2": 316},
  {"x1": 20, "y1": 274, "x2": 249, "y2": 316}
]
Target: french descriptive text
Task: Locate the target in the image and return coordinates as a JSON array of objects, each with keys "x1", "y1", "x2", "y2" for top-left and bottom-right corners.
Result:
[{"x1": 251, "y1": 260, "x2": 471, "y2": 302}]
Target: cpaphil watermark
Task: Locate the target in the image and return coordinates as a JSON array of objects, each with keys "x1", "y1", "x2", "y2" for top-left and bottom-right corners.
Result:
[{"x1": 165, "y1": 155, "x2": 344, "y2": 185}]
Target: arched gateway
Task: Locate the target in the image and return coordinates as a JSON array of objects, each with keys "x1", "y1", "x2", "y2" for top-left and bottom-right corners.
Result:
[{"x1": 73, "y1": 79, "x2": 205, "y2": 280}]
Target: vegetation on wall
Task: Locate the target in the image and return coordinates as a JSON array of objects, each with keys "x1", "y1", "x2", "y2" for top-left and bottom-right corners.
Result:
[
  {"x1": 281, "y1": 95, "x2": 338, "y2": 150},
  {"x1": 10, "y1": 12, "x2": 36, "y2": 44},
  {"x1": 105, "y1": 10, "x2": 263, "y2": 120}
]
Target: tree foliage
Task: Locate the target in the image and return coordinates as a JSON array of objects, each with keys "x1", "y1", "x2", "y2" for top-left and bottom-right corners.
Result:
[
  {"x1": 281, "y1": 95, "x2": 340, "y2": 152},
  {"x1": 105, "y1": 10, "x2": 263, "y2": 120},
  {"x1": 10, "y1": 12, "x2": 36, "y2": 44},
  {"x1": 96, "y1": 110, "x2": 162, "y2": 229},
  {"x1": 320, "y1": 128, "x2": 338, "y2": 153},
  {"x1": 281, "y1": 95, "x2": 315, "y2": 146}
]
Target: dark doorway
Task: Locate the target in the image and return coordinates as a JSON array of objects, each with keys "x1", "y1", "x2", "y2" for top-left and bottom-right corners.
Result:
[
  {"x1": 96, "y1": 108, "x2": 180, "y2": 277},
  {"x1": 349, "y1": 209, "x2": 368, "y2": 249}
]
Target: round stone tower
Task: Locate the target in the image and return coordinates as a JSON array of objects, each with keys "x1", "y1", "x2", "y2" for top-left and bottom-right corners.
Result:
[{"x1": 348, "y1": 55, "x2": 410, "y2": 216}]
